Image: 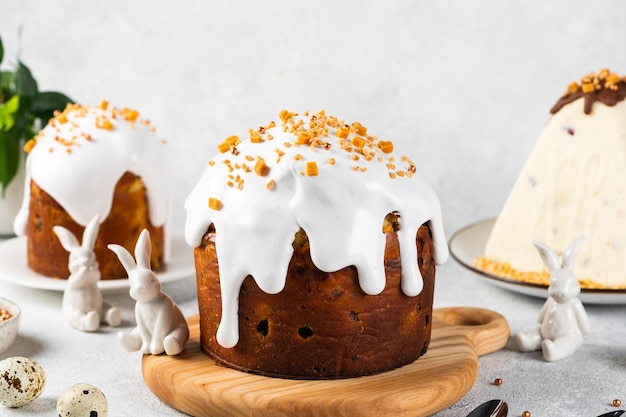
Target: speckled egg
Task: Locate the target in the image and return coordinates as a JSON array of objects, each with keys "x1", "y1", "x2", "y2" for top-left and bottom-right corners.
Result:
[
  {"x1": 57, "y1": 383, "x2": 108, "y2": 417},
  {"x1": 0, "y1": 356, "x2": 46, "y2": 407}
]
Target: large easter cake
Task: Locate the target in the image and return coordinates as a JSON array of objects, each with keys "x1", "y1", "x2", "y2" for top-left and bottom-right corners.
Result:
[
  {"x1": 185, "y1": 109, "x2": 448, "y2": 379},
  {"x1": 475, "y1": 69, "x2": 626, "y2": 289},
  {"x1": 13, "y1": 102, "x2": 169, "y2": 280}
]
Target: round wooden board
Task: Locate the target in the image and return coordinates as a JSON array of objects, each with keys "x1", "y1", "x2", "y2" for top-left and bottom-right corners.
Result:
[{"x1": 143, "y1": 307, "x2": 509, "y2": 417}]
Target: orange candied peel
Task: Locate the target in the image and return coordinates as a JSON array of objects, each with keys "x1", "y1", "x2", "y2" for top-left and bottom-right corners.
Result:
[
  {"x1": 249, "y1": 128, "x2": 263, "y2": 143},
  {"x1": 279, "y1": 109, "x2": 297, "y2": 124},
  {"x1": 581, "y1": 82, "x2": 595, "y2": 93},
  {"x1": 254, "y1": 157, "x2": 270, "y2": 176},
  {"x1": 296, "y1": 131, "x2": 312, "y2": 145},
  {"x1": 211, "y1": 108, "x2": 421, "y2": 191},
  {"x1": 336, "y1": 125, "x2": 349, "y2": 139},
  {"x1": 305, "y1": 161, "x2": 319, "y2": 176},
  {"x1": 351, "y1": 121, "x2": 367, "y2": 135},
  {"x1": 121, "y1": 108, "x2": 139, "y2": 122},
  {"x1": 217, "y1": 135, "x2": 241, "y2": 153},
  {"x1": 377, "y1": 140, "x2": 394, "y2": 154},
  {"x1": 25, "y1": 101, "x2": 162, "y2": 155},
  {"x1": 562, "y1": 68, "x2": 626, "y2": 97},
  {"x1": 208, "y1": 197, "x2": 222, "y2": 211},
  {"x1": 23, "y1": 139, "x2": 36, "y2": 154},
  {"x1": 95, "y1": 115, "x2": 114, "y2": 130}
]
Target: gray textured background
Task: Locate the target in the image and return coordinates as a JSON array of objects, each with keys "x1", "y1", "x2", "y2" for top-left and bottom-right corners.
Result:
[
  {"x1": 2, "y1": 2, "x2": 626, "y2": 416},
  {"x1": 4, "y1": 1, "x2": 626, "y2": 234}
]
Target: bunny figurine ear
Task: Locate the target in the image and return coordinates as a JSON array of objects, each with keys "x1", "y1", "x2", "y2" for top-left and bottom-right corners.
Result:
[
  {"x1": 108, "y1": 244, "x2": 137, "y2": 276},
  {"x1": 562, "y1": 236, "x2": 585, "y2": 270},
  {"x1": 533, "y1": 240, "x2": 561, "y2": 273},
  {"x1": 82, "y1": 215, "x2": 101, "y2": 250},
  {"x1": 54, "y1": 226, "x2": 80, "y2": 252},
  {"x1": 134, "y1": 229, "x2": 152, "y2": 269}
]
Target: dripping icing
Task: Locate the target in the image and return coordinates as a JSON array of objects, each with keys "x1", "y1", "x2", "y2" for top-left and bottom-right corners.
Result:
[
  {"x1": 13, "y1": 102, "x2": 168, "y2": 234},
  {"x1": 184, "y1": 110, "x2": 448, "y2": 348}
]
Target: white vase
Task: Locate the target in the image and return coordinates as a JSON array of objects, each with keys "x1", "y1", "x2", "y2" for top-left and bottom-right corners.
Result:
[{"x1": 0, "y1": 153, "x2": 26, "y2": 237}]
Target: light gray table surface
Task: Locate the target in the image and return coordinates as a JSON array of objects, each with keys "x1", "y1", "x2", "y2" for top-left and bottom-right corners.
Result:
[{"x1": 1, "y1": 232, "x2": 625, "y2": 417}]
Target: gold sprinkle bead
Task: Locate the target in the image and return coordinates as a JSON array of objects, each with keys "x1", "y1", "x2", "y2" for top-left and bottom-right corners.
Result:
[
  {"x1": 494, "y1": 378, "x2": 503, "y2": 386},
  {"x1": 522, "y1": 411, "x2": 531, "y2": 417},
  {"x1": 613, "y1": 399, "x2": 622, "y2": 407}
]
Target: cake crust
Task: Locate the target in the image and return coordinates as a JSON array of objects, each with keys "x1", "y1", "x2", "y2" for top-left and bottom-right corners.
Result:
[
  {"x1": 25, "y1": 172, "x2": 164, "y2": 280},
  {"x1": 194, "y1": 221, "x2": 435, "y2": 379}
]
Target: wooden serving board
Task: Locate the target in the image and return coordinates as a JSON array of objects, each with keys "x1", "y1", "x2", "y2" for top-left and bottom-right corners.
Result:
[{"x1": 143, "y1": 307, "x2": 509, "y2": 417}]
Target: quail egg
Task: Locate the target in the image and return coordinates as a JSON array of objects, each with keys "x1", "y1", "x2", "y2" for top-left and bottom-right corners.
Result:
[
  {"x1": 57, "y1": 383, "x2": 108, "y2": 417},
  {"x1": 0, "y1": 356, "x2": 46, "y2": 407}
]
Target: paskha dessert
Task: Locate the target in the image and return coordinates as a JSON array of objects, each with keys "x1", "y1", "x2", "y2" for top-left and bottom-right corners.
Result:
[
  {"x1": 13, "y1": 101, "x2": 168, "y2": 280},
  {"x1": 185, "y1": 109, "x2": 448, "y2": 379},
  {"x1": 476, "y1": 69, "x2": 626, "y2": 289}
]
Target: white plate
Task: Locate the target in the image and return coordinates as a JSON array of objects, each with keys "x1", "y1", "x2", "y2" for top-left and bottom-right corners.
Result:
[
  {"x1": 449, "y1": 218, "x2": 626, "y2": 305},
  {"x1": 0, "y1": 234, "x2": 196, "y2": 291}
]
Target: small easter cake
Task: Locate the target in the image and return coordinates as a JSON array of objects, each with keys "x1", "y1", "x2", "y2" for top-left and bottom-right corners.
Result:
[
  {"x1": 475, "y1": 69, "x2": 626, "y2": 289},
  {"x1": 14, "y1": 101, "x2": 169, "y2": 280},
  {"x1": 185, "y1": 109, "x2": 448, "y2": 379}
]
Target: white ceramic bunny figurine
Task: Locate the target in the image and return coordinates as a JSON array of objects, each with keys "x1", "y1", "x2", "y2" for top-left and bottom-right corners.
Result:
[
  {"x1": 54, "y1": 215, "x2": 122, "y2": 332},
  {"x1": 108, "y1": 229, "x2": 189, "y2": 355},
  {"x1": 515, "y1": 236, "x2": 590, "y2": 361}
]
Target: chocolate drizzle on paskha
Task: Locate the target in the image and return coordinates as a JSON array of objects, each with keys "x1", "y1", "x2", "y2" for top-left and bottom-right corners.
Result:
[{"x1": 550, "y1": 69, "x2": 626, "y2": 115}]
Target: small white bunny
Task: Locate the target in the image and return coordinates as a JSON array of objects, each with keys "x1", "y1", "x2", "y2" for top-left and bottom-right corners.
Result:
[
  {"x1": 54, "y1": 215, "x2": 122, "y2": 332},
  {"x1": 108, "y1": 229, "x2": 189, "y2": 355},
  {"x1": 515, "y1": 236, "x2": 590, "y2": 361}
]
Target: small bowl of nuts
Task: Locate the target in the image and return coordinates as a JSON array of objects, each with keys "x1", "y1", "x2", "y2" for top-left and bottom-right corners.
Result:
[{"x1": 0, "y1": 298, "x2": 21, "y2": 354}]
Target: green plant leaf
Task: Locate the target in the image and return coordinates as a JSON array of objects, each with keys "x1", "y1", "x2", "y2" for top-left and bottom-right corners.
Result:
[
  {"x1": 12, "y1": 94, "x2": 32, "y2": 133},
  {"x1": 32, "y1": 91, "x2": 72, "y2": 122},
  {"x1": 16, "y1": 61, "x2": 38, "y2": 98},
  {"x1": 0, "y1": 36, "x2": 4, "y2": 65},
  {"x1": 1, "y1": 70, "x2": 15, "y2": 91},
  {"x1": 0, "y1": 96, "x2": 20, "y2": 131},
  {"x1": 0, "y1": 128, "x2": 21, "y2": 195}
]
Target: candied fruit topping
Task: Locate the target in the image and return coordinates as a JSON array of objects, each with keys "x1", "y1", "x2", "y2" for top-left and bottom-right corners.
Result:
[
  {"x1": 208, "y1": 109, "x2": 420, "y2": 190},
  {"x1": 24, "y1": 101, "x2": 160, "y2": 154},
  {"x1": 305, "y1": 161, "x2": 319, "y2": 176},
  {"x1": 378, "y1": 140, "x2": 394, "y2": 154},
  {"x1": 254, "y1": 157, "x2": 270, "y2": 176},
  {"x1": 208, "y1": 197, "x2": 222, "y2": 211},
  {"x1": 551, "y1": 69, "x2": 626, "y2": 115}
]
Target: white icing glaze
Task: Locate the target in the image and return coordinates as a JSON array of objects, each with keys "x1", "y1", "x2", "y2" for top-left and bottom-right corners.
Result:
[
  {"x1": 13, "y1": 103, "x2": 168, "y2": 234},
  {"x1": 184, "y1": 111, "x2": 448, "y2": 348}
]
